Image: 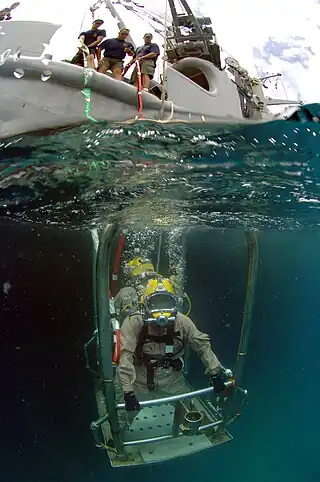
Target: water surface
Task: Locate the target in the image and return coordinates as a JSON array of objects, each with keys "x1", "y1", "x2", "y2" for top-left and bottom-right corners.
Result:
[{"x1": 1, "y1": 113, "x2": 320, "y2": 229}]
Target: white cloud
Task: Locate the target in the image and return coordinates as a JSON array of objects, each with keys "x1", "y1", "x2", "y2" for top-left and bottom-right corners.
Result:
[{"x1": 192, "y1": 0, "x2": 320, "y2": 102}]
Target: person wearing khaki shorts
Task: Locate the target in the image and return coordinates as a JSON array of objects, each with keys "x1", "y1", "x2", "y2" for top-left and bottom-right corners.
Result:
[
  {"x1": 101, "y1": 57, "x2": 123, "y2": 75},
  {"x1": 97, "y1": 28, "x2": 134, "y2": 80},
  {"x1": 130, "y1": 33, "x2": 160, "y2": 91}
]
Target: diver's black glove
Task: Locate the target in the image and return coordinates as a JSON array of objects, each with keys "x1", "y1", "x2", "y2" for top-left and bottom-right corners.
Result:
[
  {"x1": 210, "y1": 372, "x2": 226, "y2": 394},
  {"x1": 124, "y1": 391, "x2": 141, "y2": 412}
]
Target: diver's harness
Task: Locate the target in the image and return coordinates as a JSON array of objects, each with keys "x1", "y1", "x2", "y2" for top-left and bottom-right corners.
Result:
[{"x1": 135, "y1": 324, "x2": 184, "y2": 391}]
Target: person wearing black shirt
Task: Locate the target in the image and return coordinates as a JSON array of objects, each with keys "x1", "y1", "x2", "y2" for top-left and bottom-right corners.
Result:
[
  {"x1": 70, "y1": 19, "x2": 106, "y2": 69},
  {"x1": 97, "y1": 27, "x2": 135, "y2": 80},
  {"x1": 130, "y1": 33, "x2": 160, "y2": 91}
]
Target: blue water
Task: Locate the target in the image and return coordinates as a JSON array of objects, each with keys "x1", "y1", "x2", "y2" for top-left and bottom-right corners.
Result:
[
  {"x1": 1, "y1": 108, "x2": 320, "y2": 229},
  {"x1": 1, "y1": 110, "x2": 320, "y2": 481}
]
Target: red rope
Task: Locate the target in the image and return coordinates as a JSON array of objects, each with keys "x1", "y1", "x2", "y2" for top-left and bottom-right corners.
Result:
[
  {"x1": 122, "y1": 59, "x2": 134, "y2": 77},
  {"x1": 135, "y1": 59, "x2": 143, "y2": 117},
  {"x1": 122, "y1": 58, "x2": 143, "y2": 117}
]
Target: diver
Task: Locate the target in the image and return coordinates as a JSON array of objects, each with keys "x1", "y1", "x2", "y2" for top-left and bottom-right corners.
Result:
[
  {"x1": 113, "y1": 255, "x2": 155, "y2": 319},
  {"x1": 70, "y1": 19, "x2": 106, "y2": 69},
  {"x1": 114, "y1": 276, "x2": 230, "y2": 426},
  {"x1": 113, "y1": 255, "x2": 191, "y2": 322}
]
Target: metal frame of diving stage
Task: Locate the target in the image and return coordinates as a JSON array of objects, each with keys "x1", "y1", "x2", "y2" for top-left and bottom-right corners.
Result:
[{"x1": 86, "y1": 224, "x2": 259, "y2": 466}]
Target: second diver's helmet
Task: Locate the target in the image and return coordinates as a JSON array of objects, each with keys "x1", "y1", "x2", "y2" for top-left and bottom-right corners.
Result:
[
  {"x1": 141, "y1": 277, "x2": 178, "y2": 327},
  {"x1": 125, "y1": 256, "x2": 155, "y2": 280}
]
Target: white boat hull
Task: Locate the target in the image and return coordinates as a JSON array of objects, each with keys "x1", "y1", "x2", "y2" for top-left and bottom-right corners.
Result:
[
  {"x1": 1, "y1": 56, "x2": 274, "y2": 139},
  {"x1": 0, "y1": 20, "x2": 276, "y2": 139}
]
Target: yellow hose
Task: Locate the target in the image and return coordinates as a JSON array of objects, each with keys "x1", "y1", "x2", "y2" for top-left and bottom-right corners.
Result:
[{"x1": 184, "y1": 293, "x2": 192, "y2": 317}]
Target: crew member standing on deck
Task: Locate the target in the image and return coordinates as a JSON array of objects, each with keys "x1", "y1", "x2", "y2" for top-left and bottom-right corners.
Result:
[
  {"x1": 70, "y1": 19, "x2": 106, "y2": 69},
  {"x1": 130, "y1": 33, "x2": 160, "y2": 91},
  {"x1": 97, "y1": 28, "x2": 135, "y2": 80}
]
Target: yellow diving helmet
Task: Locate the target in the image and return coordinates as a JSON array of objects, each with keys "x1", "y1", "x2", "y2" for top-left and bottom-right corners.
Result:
[
  {"x1": 141, "y1": 277, "x2": 177, "y2": 326},
  {"x1": 125, "y1": 256, "x2": 155, "y2": 279}
]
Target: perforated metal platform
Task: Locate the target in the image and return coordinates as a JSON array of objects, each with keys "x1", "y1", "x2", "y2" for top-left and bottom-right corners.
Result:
[
  {"x1": 140, "y1": 433, "x2": 213, "y2": 463},
  {"x1": 107, "y1": 397, "x2": 233, "y2": 467},
  {"x1": 94, "y1": 380, "x2": 233, "y2": 467},
  {"x1": 124, "y1": 403, "x2": 175, "y2": 441},
  {"x1": 108, "y1": 425, "x2": 233, "y2": 467}
]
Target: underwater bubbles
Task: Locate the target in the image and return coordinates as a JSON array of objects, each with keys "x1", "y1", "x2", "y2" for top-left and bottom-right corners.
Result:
[
  {"x1": 40, "y1": 70, "x2": 52, "y2": 82},
  {"x1": 13, "y1": 68, "x2": 24, "y2": 79},
  {"x1": 0, "y1": 48, "x2": 11, "y2": 66}
]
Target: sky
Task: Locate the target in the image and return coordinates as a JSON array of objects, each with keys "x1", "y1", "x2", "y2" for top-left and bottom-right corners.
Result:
[{"x1": 2, "y1": 0, "x2": 320, "y2": 103}]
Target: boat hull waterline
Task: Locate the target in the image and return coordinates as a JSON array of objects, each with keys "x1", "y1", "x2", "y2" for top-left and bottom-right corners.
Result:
[{"x1": 0, "y1": 56, "x2": 273, "y2": 140}]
